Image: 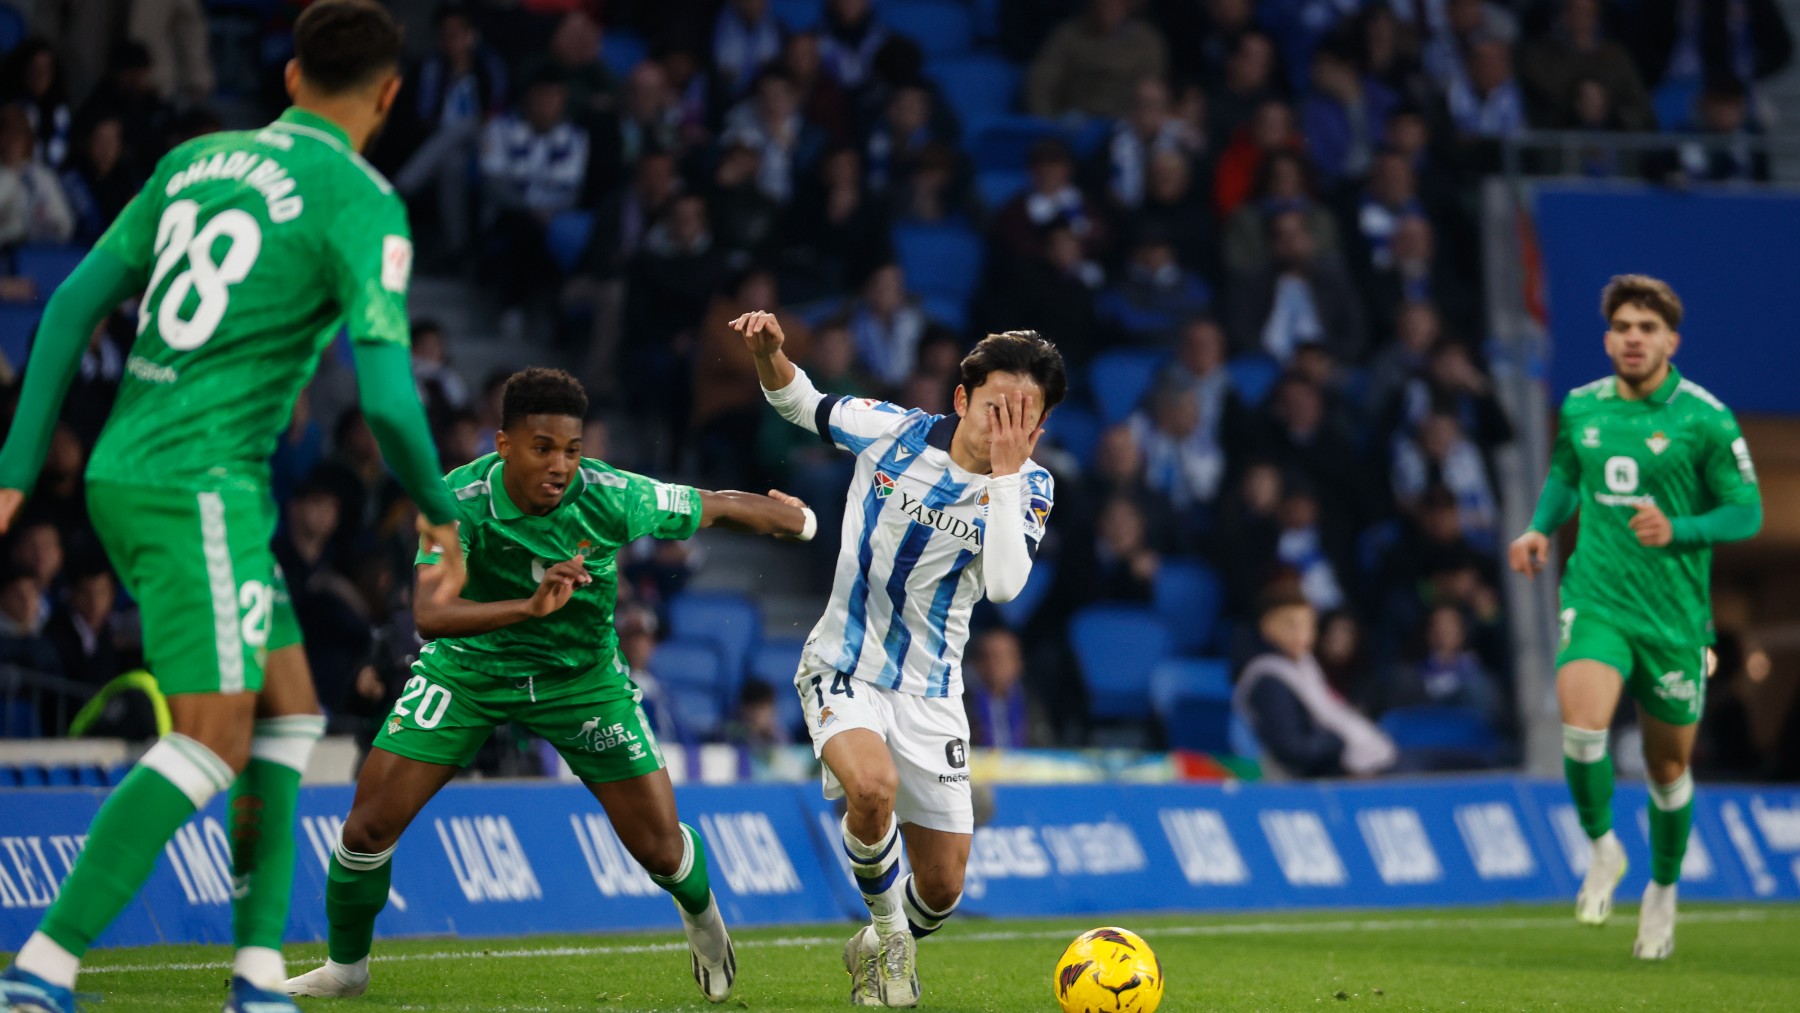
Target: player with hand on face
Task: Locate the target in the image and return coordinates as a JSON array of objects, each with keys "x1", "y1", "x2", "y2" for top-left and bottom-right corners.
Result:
[
  {"x1": 286, "y1": 368, "x2": 816, "y2": 1005},
  {"x1": 734, "y1": 310, "x2": 1064, "y2": 1007},
  {"x1": 1510, "y1": 274, "x2": 1761, "y2": 960}
]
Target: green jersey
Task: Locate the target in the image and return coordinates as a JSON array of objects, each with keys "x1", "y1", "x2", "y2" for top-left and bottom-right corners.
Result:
[
  {"x1": 416, "y1": 454, "x2": 704, "y2": 680},
  {"x1": 86, "y1": 107, "x2": 414, "y2": 491},
  {"x1": 1546, "y1": 367, "x2": 1759, "y2": 645}
]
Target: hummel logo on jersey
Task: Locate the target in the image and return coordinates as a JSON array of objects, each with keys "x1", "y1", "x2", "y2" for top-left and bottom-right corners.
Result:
[
  {"x1": 1647, "y1": 431, "x2": 1670, "y2": 455},
  {"x1": 873, "y1": 472, "x2": 897, "y2": 498},
  {"x1": 1582, "y1": 426, "x2": 1601, "y2": 447}
]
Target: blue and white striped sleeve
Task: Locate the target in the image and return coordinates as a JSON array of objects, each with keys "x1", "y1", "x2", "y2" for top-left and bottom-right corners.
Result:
[{"x1": 763, "y1": 366, "x2": 912, "y2": 456}]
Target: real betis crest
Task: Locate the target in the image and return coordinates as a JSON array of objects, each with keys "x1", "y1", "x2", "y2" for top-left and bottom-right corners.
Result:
[
  {"x1": 873, "y1": 472, "x2": 897, "y2": 498},
  {"x1": 1647, "y1": 431, "x2": 1670, "y2": 455}
]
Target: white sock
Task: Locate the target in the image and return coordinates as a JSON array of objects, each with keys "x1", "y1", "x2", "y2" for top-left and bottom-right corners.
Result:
[
  {"x1": 328, "y1": 956, "x2": 370, "y2": 978},
  {"x1": 901, "y1": 875, "x2": 961, "y2": 938},
  {"x1": 233, "y1": 946, "x2": 285, "y2": 990},
  {"x1": 15, "y1": 932, "x2": 78, "y2": 990},
  {"x1": 842, "y1": 815, "x2": 907, "y2": 936},
  {"x1": 1593, "y1": 829, "x2": 1620, "y2": 852}
]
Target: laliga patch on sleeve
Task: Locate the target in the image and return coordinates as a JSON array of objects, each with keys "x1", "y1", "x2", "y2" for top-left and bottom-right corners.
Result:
[
  {"x1": 1029, "y1": 496, "x2": 1051, "y2": 528},
  {"x1": 381, "y1": 235, "x2": 413, "y2": 293}
]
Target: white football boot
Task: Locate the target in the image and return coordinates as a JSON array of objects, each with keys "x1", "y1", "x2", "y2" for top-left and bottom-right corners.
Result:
[
  {"x1": 283, "y1": 957, "x2": 369, "y2": 998},
  {"x1": 843, "y1": 925, "x2": 881, "y2": 1006},
  {"x1": 680, "y1": 892, "x2": 737, "y2": 1003},
  {"x1": 1576, "y1": 831, "x2": 1628, "y2": 926},
  {"x1": 876, "y1": 929, "x2": 920, "y2": 1008},
  {"x1": 1633, "y1": 882, "x2": 1677, "y2": 960}
]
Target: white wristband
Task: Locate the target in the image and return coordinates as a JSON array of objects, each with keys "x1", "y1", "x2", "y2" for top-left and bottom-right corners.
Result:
[{"x1": 797, "y1": 507, "x2": 818, "y2": 542}]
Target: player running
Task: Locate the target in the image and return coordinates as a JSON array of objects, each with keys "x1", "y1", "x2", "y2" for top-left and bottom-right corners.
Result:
[
  {"x1": 733, "y1": 311, "x2": 1062, "y2": 1007},
  {"x1": 285, "y1": 367, "x2": 815, "y2": 1005},
  {"x1": 1510, "y1": 274, "x2": 1761, "y2": 960},
  {"x1": 0, "y1": 4, "x2": 466, "y2": 1012}
]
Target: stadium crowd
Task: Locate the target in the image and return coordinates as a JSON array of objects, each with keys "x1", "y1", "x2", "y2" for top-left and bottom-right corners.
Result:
[{"x1": 0, "y1": 0, "x2": 1795, "y2": 781}]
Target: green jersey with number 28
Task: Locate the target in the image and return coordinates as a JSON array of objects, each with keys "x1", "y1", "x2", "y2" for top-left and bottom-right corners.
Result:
[
  {"x1": 86, "y1": 107, "x2": 413, "y2": 491},
  {"x1": 1547, "y1": 366, "x2": 1759, "y2": 646}
]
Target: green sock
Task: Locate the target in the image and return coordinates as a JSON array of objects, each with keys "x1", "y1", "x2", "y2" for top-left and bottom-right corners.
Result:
[
  {"x1": 230, "y1": 716, "x2": 323, "y2": 952},
  {"x1": 326, "y1": 840, "x2": 394, "y2": 965},
  {"x1": 1562, "y1": 725, "x2": 1615, "y2": 839},
  {"x1": 40, "y1": 735, "x2": 236, "y2": 957},
  {"x1": 649, "y1": 823, "x2": 712, "y2": 916},
  {"x1": 1648, "y1": 771, "x2": 1695, "y2": 886}
]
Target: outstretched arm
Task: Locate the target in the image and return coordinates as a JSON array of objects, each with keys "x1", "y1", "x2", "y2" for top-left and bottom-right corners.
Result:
[
  {"x1": 698, "y1": 489, "x2": 816, "y2": 541},
  {"x1": 415, "y1": 556, "x2": 591, "y2": 640}
]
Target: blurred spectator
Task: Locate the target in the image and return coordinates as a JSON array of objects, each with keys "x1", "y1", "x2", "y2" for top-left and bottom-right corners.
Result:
[
  {"x1": 66, "y1": 313, "x2": 129, "y2": 447},
  {"x1": 1300, "y1": 39, "x2": 1400, "y2": 184},
  {"x1": 1316, "y1": 608, "x2": 1370, "y2": 701},
  {"x1": 1217, "y1": 459, "x2": 1282, "y2": 614},
  {"x1": 271, "y1": 385, "x2": 325, "y2": 505},
  {"x1": 1221, "y1": 150, "x2": 1342, "y2": 280},
  {"x1": 1027, "y1": 0, "x2": 1170, "y2": 120},
  {"x1": 1078, "y1": 423, "x2": 1181, "y2": 551},
  {"x1": 726, "y1": 679, "x2": 793, "y2": 749},
  {"x1": 782, "y1": 31, "x2": 853, "y2": 145},
  {"x1": 1288, "y1": 342, "x2": 1361, "y2": 444},
  {"x1": 1520, "y1": 0, "x2": 1653, "y2": 131},
  {"x1": 300, "y1": 548, "x2": 394, "y2": 722},
  {"x1": 1390, "y1": 602, "x2": 1504, "y2": 725},
  {"x1": 10, "y1": 519, "x2": 63, "y2": 609},
  {"x1": 819, "y1": 0, "x2": 891, "y2": 92},
  {"x1": 390, "y1": 3, "x2": 508, "y2": 263},
  {"x1": 1212, "y1": 98, "x2": 1301, "y2": 218},
  {"x1": 848, "y1": 263, "x2": 930, "y2": 389},
  {"x1": 991, "y1": 138, "x2": 1109, "y2": 268},
  {"x1": 127, "y1": 0, "x2": 214, "y2": 104},
  {"x1": 1412, "y1": 0, "x2": 1519, "y2": 91},
  {"x1": 0, "y1": 570, "x2": 59, "y2": 676},
  {"x1": 866, "y1": 84, "x2": 941, "y2": 195},
  {"x1": 1090, "y1": 496, "x2": 1160, "y2": 601},
  {"x1": 1128, "y1": 375, "x2": 1226, "y2": 518},
  {"x1": 46, "y1": 564, "x2": 114, "y2": 689},
  {"x1": 1354, "y1": 5, "x2": 1426, "y2": 100},
  {"x1": 1101, "y1": 77, "x2": 1200, "y2": 209},
  {"x1": 1363, "y1": 300, "x2": 1441, "y2": 420},
  {"x1": 1235, "y1": 586, "x2": 1398, "y2": 778},
  {"x1": 35, "y1": 424, "x2": 87, "y2": 533},
  {"x1": 436, "y1": 409, "x2": 482, "y2": 469},
  {"x1": 2, "y1": 39, "x2": 71, "y2": 168},
  {"x1": 1160, "y1": 0, "x2": 1256, "y2": 91},
  {"x1": 993, "y1": 222, "x2": 1103, "y2": 366},
  {"x1": 1447, "y1": 37, "x2": 1526, "y2": 141},
  {"x1": 1207, "y1": 30, "x2": 1280, "y2": 151},
  {"x1": 73, "y1": 43, "x2": 173, "y2": 178},
  {"x1": 410, "y1": 319, "x2": 470, "y2": 427},
  {"x1": 890, "y1": 141, "x2": 969, "y2": 226},
  {"x1": 1393, "y1": 410, "x2": 1499, "y2": 552},
  {"x1": 714, "y1": 0, "x2": 784, "y2": 101},
  {"x1": 1124, "y1": 147, "x2": 1216, "y2": 280},
  {"x1": 59, "y1": 113, "x2": 135, "y2": 242},
  {"x1": 1251, "y1": 375, "x2": 1364, "y2": 523},
  {"x1": 627, "y1": 193, "x2": 727, "y2": 356},
  {"x1": 1665, "y1": 75, "x2": 1768, "y2": 183},
  {"x1": 522, "y1": 11, "x2": 616, "y2": 127},
  {"x1": 615, "y1": 602, "x2": 682, "y2": 744},
  {"x1": 1381, "y1": 338, "x2": 1513, "y2": 455},
  {"x1": 787, "y1": 146, "x2": 891, "y2": 300},
  {"x1": 1354, "y1": 149, "x2": 1426, "y2": 280},
  {"x1": 709, "y1": 141, "x2": 784, "y2": 269},
  {"x1": 590, "y1": 63, "x2": 685, "y2": 196},
  {"x1": 1366, "y1": 216, "x2": 1476, "y2": 341},
  {"x1": 1162, "y1": 318, "x2": 1245, "y2": 431},
  {"x1": 569, "y1": 150, "x2": 681, "y2": 400},
  {"x1": 1096, "y1": 227, "x2": 1212, "y2": 346},
  {"x1": 1636, "y1": 0, "x2": 1793, "y2": 122},
  {"x1": 0, "y1": 104, "x2": 74, "y2": 244},
  {"x1": 722, "y1": 69, "x2": 827, "y2": 204},
  {"x1": 964, "y1": 629, "x2": 1051, "y2": 748},
  {"x1": 1228, "y1": 209, "x2": 1365, "y2": 363},
  {"x1": 274, "y1": 475, "x2": 342, "y2": 596},
  {"x1": 479, "y1": 69, "x2": 590, "y2": 326},
  {"x1": 313, "y1": 410, "x2": 405, "y2": 556},
  {"x1": 1271, "y1": 481, "x2": 1350, "y2": 612},
  {"x1": 694, "y1": 269, "x2": 811, "y2": 485},
  {"x1": 656, "y1": 48, "x2": 712, "y2": 146}
]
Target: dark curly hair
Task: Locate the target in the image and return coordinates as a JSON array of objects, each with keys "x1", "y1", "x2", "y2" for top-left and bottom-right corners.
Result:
[
  {"x1": 294, "y1": 0, "x2": 404, "y2": 95},
  {"x1": 501, "y1": 368, "x2": 588, "y2": 429},
  {"x1": 958, "y1": 331, "x2": 1068, "y2": 412}
]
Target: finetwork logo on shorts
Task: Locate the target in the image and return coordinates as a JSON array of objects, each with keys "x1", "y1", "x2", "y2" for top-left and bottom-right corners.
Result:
[{"x1": 566, "y1": 718, "x2": 645, "y2": 756}]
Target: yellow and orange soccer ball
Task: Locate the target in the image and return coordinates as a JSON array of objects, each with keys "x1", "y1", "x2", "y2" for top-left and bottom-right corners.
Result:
[{"x1": 1052, "y1": 926, "x2": 1164, "y2": 1013}]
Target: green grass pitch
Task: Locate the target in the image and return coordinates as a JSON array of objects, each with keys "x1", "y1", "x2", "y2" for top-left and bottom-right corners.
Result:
[{"x1": 32, "y1": 902, "x2": 1800, "y2": 1012}]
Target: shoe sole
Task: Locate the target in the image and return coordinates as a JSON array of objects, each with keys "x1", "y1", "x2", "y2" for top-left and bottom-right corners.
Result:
[
  {"x1": 1632, "y1": 940, "x2": 1674, "y2": 960},
  {"x1": 844, "y1": 933, "x2": 881, "y2": 1007},
  {"x1": 690, "y1": 937, "x2": 737, "y2": 1003}
]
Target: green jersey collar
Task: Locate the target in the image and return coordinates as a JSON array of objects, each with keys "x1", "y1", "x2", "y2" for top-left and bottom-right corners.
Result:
[
  {"x1": 486, "y1": 458, "x2": 586, "y2": 520},
  {"x1": 274, "y1": 107, "x2": 352, "y2": 151},
  {"x1": 1608, "y1": 364, "x2": 1682, "y2": 404}
]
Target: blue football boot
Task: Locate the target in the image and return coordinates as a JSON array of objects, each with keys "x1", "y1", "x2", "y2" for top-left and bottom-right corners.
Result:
[
  {"x1": 222, "y1": 975, "x2": 301, "y2": 1013},
  {"x1": 0, "y1": 966, "x2": 76, "y2": 1013}
]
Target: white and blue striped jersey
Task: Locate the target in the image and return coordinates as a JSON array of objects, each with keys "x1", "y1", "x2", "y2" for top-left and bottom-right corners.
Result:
[{"x1": 799, "y1": 393, "x2": 1054, "y2": 698}]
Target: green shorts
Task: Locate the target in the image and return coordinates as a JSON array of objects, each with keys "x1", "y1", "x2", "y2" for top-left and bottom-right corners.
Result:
[
  {"x1": 88, "y1": 480, "x2": 301, "y2": 696},
  {"x1": 1556, "y1": 604, "x2": 1707, "y2": 726},
  {"x1": 373, "y1": 647, "x2": 665, "y2": 783}
]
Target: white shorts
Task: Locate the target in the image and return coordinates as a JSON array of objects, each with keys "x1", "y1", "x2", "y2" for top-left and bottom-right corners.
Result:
[{"x1": 794, "y1": 653, "x2": 973, "y2": 834}]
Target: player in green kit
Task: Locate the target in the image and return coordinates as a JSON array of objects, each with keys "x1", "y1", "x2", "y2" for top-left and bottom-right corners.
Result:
[
  {"x1": 0, "y1": 4, "x2": 468, "y2": 1011},
  {"x1": 285, "y1": 368, "x2": 817, "y2": 1005},
  {"x1": 1510, "y1": 275, "x2": 1761, "y2": 960}
]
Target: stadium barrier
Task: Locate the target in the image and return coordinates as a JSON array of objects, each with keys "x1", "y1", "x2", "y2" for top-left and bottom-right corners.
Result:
[{"x1": 2, "y1": 777, "x2": 1797, "y2": 950}]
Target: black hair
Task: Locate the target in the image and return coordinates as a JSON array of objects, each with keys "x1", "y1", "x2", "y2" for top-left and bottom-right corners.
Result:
[
  {"x1": 958, "y1": 331, "x2": 1067, "y2": 412},
  {"x1": 294, "y1": 0, "x2": 404, "y2": 96},
  {"x1": 501, "y1": 367, "x2": 588, "y2": 429}
]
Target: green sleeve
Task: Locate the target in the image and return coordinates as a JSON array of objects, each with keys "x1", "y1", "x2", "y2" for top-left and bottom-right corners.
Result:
[
  {"x1": 1528, "y1": 475, "x2": 1579, "y2": 536},
  {"x1": 350, "y1": 340, "x2": 458, "y2": 524},
  {"x1": 329, "y1": 189, "x2": 412, "y2": 348},
  {"x1": 1671, "y1": 411, "x2": 1763, "y2": 546},
  {"x1": 416, "y1": 495, "x2": 472, "y2": 564},
  {"x1": 0, "y1": 249, "x2": 144, "y2": 490},
  {"x1": 613, "y1": 470, "x2": 703, "y2": 542},
  {"x1": 1547, "y1": 399, "x2": 1580, "y2": 487},
  {"x1": 1670, "y1": 503, "x2": 1762, "y2": 547}
]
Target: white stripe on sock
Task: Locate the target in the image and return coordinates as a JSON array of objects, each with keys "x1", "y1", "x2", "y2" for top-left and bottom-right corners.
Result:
[
  {"x1": 651, "y1": 825, "x2": 696, "y2": 885},
  {"x1": 842, "y1": 814, "x2": 898, "y2": 861},
  {"x1": 249, "y1": 715, "x2": 326, "y2": 773},
  {"x1": 140, "y1": 734, "x2": 234, "y2": 808},
  {"x1": 1649, "y1": 770, "x2": 1694, "y2": 811},
  {"x1": 334, "y1": 827, "x2": 396, "y2": 872},
  {"x1": 1562, "y1": 724, "x2": 1608, "y2": 763}
]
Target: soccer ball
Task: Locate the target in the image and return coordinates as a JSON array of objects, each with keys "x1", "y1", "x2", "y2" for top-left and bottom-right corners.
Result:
[{"x1": 1052, "y1": 926, "x2": 1164, "y2": 1013}]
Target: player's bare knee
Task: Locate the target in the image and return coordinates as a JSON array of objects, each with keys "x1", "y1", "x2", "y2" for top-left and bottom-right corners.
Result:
[
  {"x1": 341, "y1": 811, "x2": 401, "y2": 856},
  {"x1": 914, "y1": 866, "x2": 964, "y2": 911},
  {"x1": 630, "y1": 825, "x2": 687, "y2": 879},
  {"x1": 844, "y1": 772, "x2": 897, "y2": 819},
  {"x1": 1647, "y1": 755, "x2": 1689, "y2": 786}
]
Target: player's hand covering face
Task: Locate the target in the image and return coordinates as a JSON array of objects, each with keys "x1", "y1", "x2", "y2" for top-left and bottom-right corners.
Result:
[{"x1": 961, "y1": 371, "x2": 1045, "y2": 476}]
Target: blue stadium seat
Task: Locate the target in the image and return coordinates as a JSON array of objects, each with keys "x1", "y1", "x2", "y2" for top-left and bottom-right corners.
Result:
[
  {"x1": 0, "y1": 766, "x2": 16, "y2": 787},
  {"x1": 15, "y1": 244, "x2": 86, "y2": 295},
  {"x1": 652, "y1": 639, "x2": 727, "y2": 739},
  {"x1": 668, "y1": 592, "x2": 762, "y2": 694},
  {"x1": 16, "y1": 765, "x2": 44, "y2": 787},
  {"x1": 1070, "y1": 605, "x2": 1170, "y2": 721},
  {"x1": 774, "y1": 0, "x2": 822, "y2": 30},
  {"x1": 1088, "y1": 349, "x2": 1166, "y2": 424},
  {"x1": 1046, "y1": 402, "x2": 1098, "y2": 464},
  {"x1": 974, "y1": 168, "x2": 1027, "y2": 208},
  {"x1": 45, "y1": 765, "x2": 77, "y2": 787},
  {"x1": 1161, "y1": 695, "x2": 1233, "y2": 754},
  {"x1": 1153, "y1": 560, "x2": 1223, "y2": 654},
  {"x1": 1229, "y1": 712, "x2": 1261, "y2": 760},
  {"x1": 1227, "y1": 353, "x2": 1281, "y2": 408},
  {"x1": 971, "y1": 0, "x2": 1000, "y2": 39},
  {"x1": 104, "y1": 763, "x2": 133, "y2": 786},
  {"x1": 892, "y1": 222, "x2": 983, "y2": 304},
  {"x1": 1379, "y1": 705, "x2": 1500, "y2": 759},
  {"x1": 921, "y1": 294, "x2": 968, "y2": 331},
  {"x1": 884, "y1": 1, "x2": 973, "y2": 57},
  {"x1": 926, "y1": 53, "x2": 1019, "y2": 125},
  {"x1": 0, "y1": 4, "x2": 24, "y2": 55},
  {"x1": 0, "y1": 697, "x2": 41, "y2": 738},
  {"x1": 0, "y1": 302, "x2": 41, "y2": 369},
  {"x1": 600, "y1": 30, "x2": 648, "y2": 75},
  {"x1": 1149, "y1": 658, "x2": 1232, "y2": 717},
  {"x1": 967, "y1": 115, "x2": 1059, "y2": 172},
  {"x1": 545, "y1": 210, "x2": 595, "y2": 274},
  {"x1": 749, "y1": 638, "x2": 807, "y2": 736},
  {"x1": 75, "y1": 764, "x2": 106, "y2": 787},
  {"x1": 1654, "y1": 79, "x2": 1699, "y2": 131},
  {"x1": 993, "y1": 557, "x2": 1054, "y2": 630}
]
